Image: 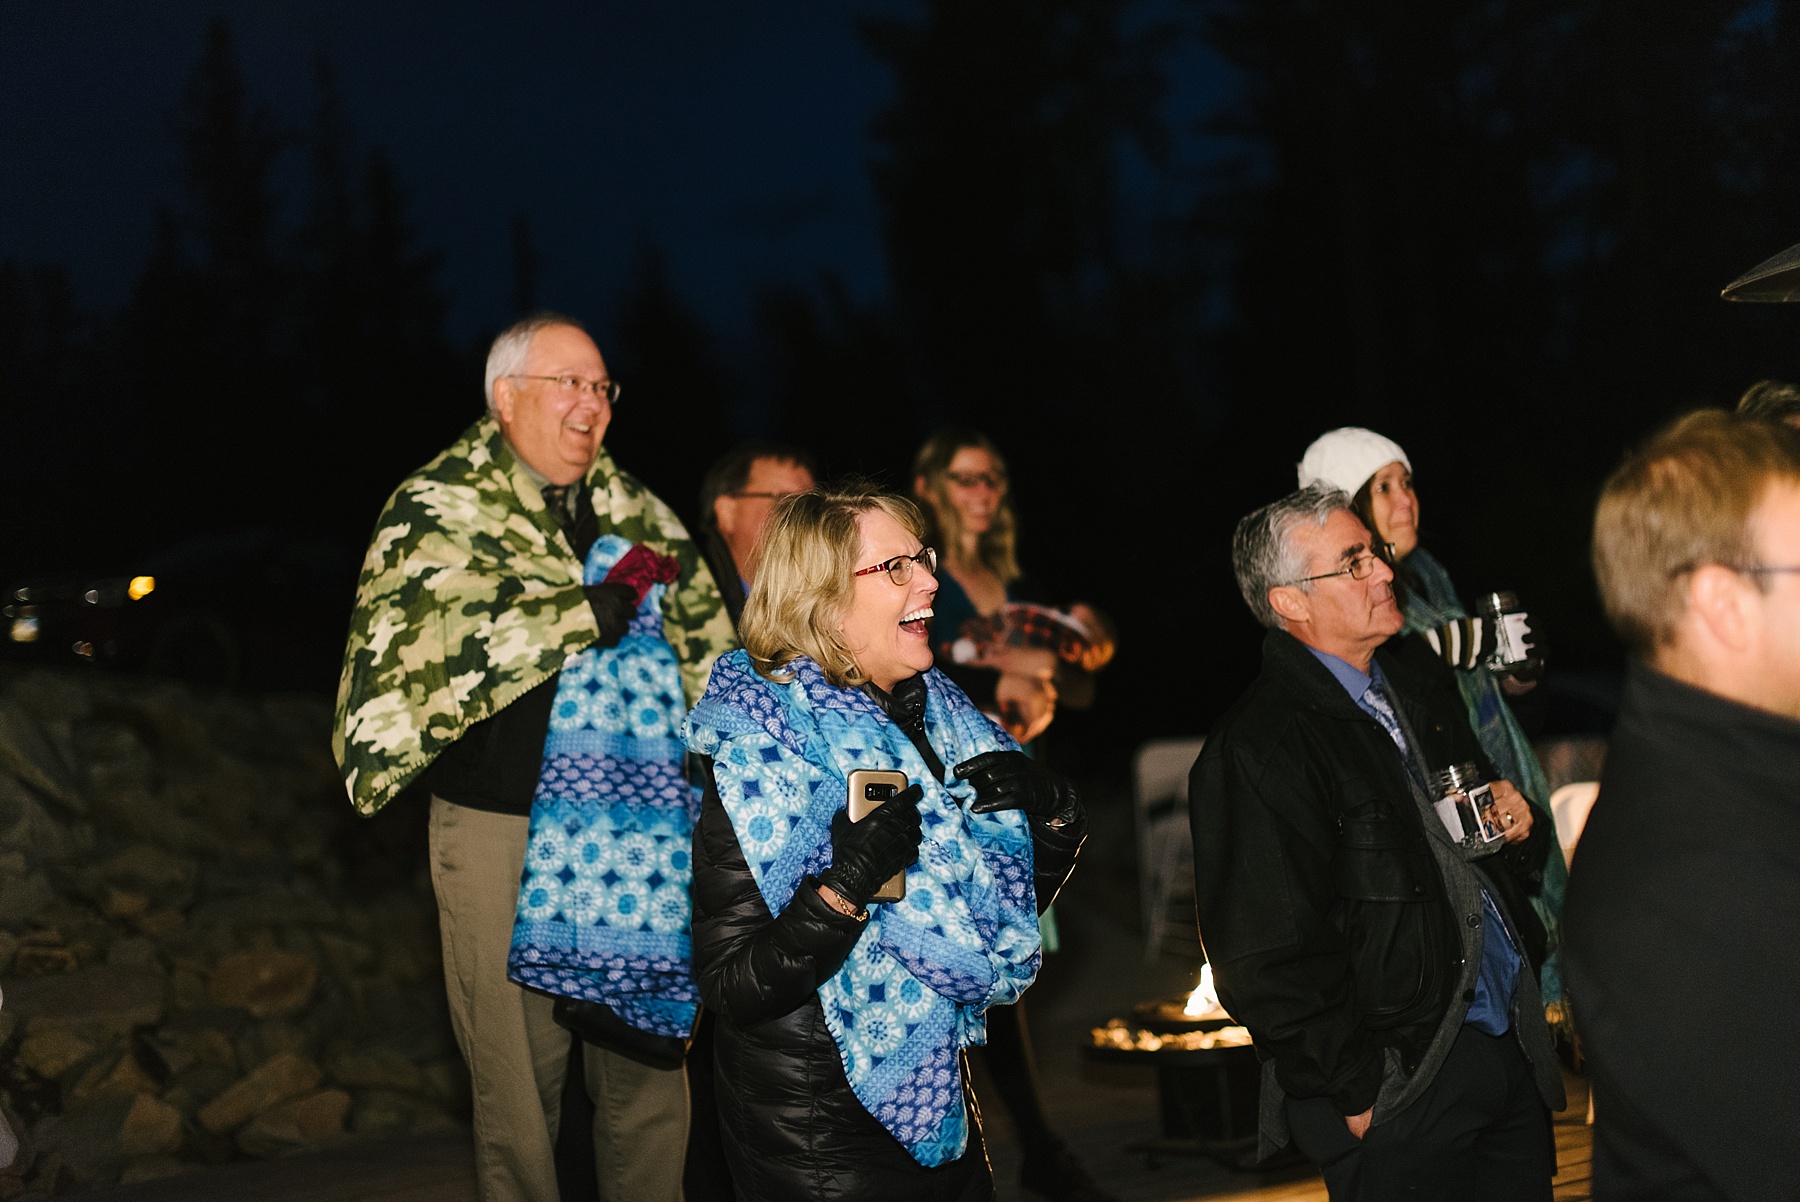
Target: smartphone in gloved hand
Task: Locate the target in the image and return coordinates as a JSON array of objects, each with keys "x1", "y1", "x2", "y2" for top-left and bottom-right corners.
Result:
[{"x1": 846, "y1": 769, "x2": 910, "y2": 903}]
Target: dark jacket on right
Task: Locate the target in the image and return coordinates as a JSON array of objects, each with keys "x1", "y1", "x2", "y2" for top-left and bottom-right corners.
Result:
[
  {"x1": 1566, "y1": 663, "x2": 1800, "y2": 1201},
  {"x1": 1189, "y1": 630, "x2": 1556, "y2": 1131}
]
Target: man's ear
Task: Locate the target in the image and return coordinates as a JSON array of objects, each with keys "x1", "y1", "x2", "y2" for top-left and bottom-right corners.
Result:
[
  {"x1": 1268, "y1": 584, "x2": 1310, "y2": 627},
  {"x1": 912, "y1": 474, "x2": 929, "y2": 499},
  {"x1": 713, "y1": 494, "x2": 738, "y2": 538},
  {"x1": 491, "y1": 379, "x2": 516, "y2": 426},
  {"x1": 1687, "y1": 564, "x2": 1752, "y2": 652}
]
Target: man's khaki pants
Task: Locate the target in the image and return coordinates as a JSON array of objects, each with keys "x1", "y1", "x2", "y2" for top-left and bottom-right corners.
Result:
[{"x1": 429, "y1": 797, "x2": 688, "y2": 1202}]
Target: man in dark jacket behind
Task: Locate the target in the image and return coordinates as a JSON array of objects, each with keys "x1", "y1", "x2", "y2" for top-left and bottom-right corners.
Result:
[
  {"x1": 697, "y1": 440, "x2": 818, "y2": 628},
  {"x1": 1190, "y1": 484, "x2": 1563, "y2": 1201},
  {"x1": 686, "y1": 439, "x2": 817, "y2": 1202},
  {"x1": 1567, "y1": 411, "x2": 1800, "y2": 1201}
]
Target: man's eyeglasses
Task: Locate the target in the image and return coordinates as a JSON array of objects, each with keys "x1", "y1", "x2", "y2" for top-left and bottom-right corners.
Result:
[
  {"x1": 509, "y1": 374, "x2": 621, "y2": 404},
  {"x1": 853, "y1": 546, "x2": 938, "y2": 586},
  {"x1": 1671, "y1": 562, "x2": 1800, "y2": 580},
  {"x1": 945, "y1": 470, "x2": 1005, "y2": 491},
  {"x1": 1291, "y1": 551, "x2": 1383, "y2": 585}
]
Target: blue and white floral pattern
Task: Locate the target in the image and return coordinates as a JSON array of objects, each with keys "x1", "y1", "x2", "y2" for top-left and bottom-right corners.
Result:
[
  {"x1": 507, "y1": 534, "x2": 700, "y2": 1039},
  {"x1": 682, "y1": 650, "x2": 1040, "y2": 1166}
]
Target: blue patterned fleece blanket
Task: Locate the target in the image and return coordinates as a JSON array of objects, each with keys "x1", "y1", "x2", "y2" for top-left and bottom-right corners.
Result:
[
  {"x1": 507, "y1": 534, "x2": 700, "y2": 1039},
  {"x1": 682, "y1": 650, "x2": 1042, "y2": 1166}
]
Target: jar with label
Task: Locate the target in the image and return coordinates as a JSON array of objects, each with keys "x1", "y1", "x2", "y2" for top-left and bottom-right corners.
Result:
[
  {"x1": 1432, "y1": 761, "x2": 1504, "y2": 847},
  {"x1": 1476, "y1": 591, "x2": 1543, "y2": 678}
]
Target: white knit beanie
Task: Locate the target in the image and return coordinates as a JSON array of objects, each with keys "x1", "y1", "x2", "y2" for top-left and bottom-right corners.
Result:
[{"x1": 1296, "y1": 427, "x2": 1411, "y2": 496}]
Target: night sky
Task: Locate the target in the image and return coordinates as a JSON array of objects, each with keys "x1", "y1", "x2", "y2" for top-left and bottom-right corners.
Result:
[
  {"x1": 2, "y1": 1, "x2": 908, "y2": 347},
  {"x1": 1, "y1": 2, "x2": 1225, "y2": 352}
]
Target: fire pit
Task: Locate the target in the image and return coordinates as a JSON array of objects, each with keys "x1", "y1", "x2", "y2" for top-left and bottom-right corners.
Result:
[{"x1": 1084, "y1": 966, "x2": 1262, "y2": 1166}]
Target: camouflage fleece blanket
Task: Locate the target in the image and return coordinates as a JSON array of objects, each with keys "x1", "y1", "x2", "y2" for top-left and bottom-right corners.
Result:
[{"x1": 333, "y1": 416, "x2": 736, "y2": 816}]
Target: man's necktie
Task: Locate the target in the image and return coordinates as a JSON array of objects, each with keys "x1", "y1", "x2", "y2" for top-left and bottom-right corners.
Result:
[
  {"x1": 1361, "y1": 684, "x2": 1409, "y2": 758},
  {"x1": 542, "y1": 483, "x2": 598, "y2": 562},
  {"x1": 1363, "y1": 682, "x2": 1432, "y2": 791}
]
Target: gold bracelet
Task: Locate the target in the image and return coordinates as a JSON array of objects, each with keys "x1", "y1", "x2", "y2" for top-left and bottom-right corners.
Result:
[{"x1": 817, "y1": 884, "x2": 868, "y2": 921}]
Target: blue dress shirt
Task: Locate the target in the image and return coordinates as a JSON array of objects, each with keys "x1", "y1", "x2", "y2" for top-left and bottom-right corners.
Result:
[{"x1": 1305, "y1": 645, "x2": 1521, "y2": 1035}]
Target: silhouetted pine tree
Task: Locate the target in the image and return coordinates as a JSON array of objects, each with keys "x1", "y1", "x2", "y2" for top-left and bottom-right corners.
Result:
[
  {"x1": 603, "y1": 247, "x2": 735, "y2": 527},
  {"x1": 0, "y1": 261, "x2": 104, "y2": 571},
  {"x1": 1194, "y1": 0, "x2": 1800, "y2": 671},
  {"x1": 295, "y1": 54, "x2": 462, "y2": 533},
  {"x1": 856, "y1": 0, "x2": 1209, "y2": 756},
  {"x1": 757, "y1": 276, "x2": 911, "y2": 481},
  {"x1": 114, "y1": 16, "x2": 289, "y2": 541}
]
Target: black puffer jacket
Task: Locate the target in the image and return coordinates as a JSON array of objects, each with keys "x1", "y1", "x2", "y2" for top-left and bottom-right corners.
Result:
[
  {"x1": 691, "y1": 674, "x2": 1085, "y2": 1202},
  {"x1": 1189, "y1": 630, "x2": 1551, "y2": 1117}
]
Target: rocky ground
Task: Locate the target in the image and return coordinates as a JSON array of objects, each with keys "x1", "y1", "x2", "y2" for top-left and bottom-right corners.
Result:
[{"x1": 0, "y1": 665, "x2": 465, "y2": 1194}]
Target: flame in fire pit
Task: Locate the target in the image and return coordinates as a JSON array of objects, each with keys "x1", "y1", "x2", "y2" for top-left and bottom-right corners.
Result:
[{"x1": 1183, "y1": 963, "x2": 1227, "y2": 1019}]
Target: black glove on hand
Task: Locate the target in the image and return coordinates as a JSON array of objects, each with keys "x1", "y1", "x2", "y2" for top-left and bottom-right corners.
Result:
[
  {"x1": 583, "y1": 581, "x2": 639, "y2": 650},
  {"x1": 816, "y1": 783, "x2": 924, "y2": 911},
  {"x1": 954, "y1": 750, "x2": 1080, "y2": 825}
]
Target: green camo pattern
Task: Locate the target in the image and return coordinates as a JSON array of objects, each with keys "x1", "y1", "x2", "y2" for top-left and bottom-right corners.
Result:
[{"x1": 333, "y1": 416, "x2": 737, "y2": 816}]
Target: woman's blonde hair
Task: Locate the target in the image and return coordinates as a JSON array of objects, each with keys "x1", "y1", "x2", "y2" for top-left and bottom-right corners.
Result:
[
  {"x1": 741, "y1": 480, "x2": 928, "y2": 687},
  {"x1": 911, "y1": 428, "x2": 1021, "y2": 584}
]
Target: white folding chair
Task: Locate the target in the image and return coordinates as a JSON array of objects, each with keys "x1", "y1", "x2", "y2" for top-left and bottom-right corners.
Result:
[
  {"x1": 1549, "y1": 779, "x2": 1601, "y2": 1123},
  {"x1": 1550, "y1": 781, "x2": 1600, "y2": 869},
  {"x1": 1132, "y1": 737, "x2": 1206, "y2": 961}
]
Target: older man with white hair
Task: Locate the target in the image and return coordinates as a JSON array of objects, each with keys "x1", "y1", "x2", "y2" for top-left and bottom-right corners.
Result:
[
  {"x1": 335, "y1": 313, "x2": 735, "y2": 1202},
  {"x1": 1189, "y1": 484, "x2": 1562, "y2": 1201}
]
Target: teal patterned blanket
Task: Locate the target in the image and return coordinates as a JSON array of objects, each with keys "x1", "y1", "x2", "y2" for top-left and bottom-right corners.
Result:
[
  {"x1": 507, "y1": 534, "x2": 699, "y2": 1038},
  {"x1": 683, "y1": 650, "x2": 1042, "y2": 1166}
]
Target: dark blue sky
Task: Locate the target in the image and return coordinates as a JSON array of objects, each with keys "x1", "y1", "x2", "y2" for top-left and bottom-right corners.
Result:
[
  {"x1": 2, "y1": 1, "x2": 1226, "y2": 350},
  {"x1": 1, "y1": 0, "x2": 909, "y2": 347}
]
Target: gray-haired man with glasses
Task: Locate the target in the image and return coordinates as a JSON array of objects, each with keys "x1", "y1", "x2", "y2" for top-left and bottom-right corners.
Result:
[
  {"x1": 1188, "y1": 483, "x2": 1561, "y2": 1201},
  {"x1": 337, "y1": 312, "x2": 736, "y2": 1202}
]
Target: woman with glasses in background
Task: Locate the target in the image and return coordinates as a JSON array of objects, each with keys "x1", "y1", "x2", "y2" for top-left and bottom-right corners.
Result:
[
  {"x1": 911, "y1": 430, "x2": 1118, "y2": 1202},
  {"x1": 911, "y1": 430, "x2": 1114, "y2": 744},
  {"x1": 682, "y1": 482, "x2": 1087, "y2": 1202},
  {"x1": 1297, "y1": 427, "x2": 1569, "y2": 1015}
]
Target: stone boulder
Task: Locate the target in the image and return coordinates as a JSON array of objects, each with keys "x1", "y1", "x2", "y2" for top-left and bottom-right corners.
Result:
[
  {"x1": 208, "y1": 950, "x2": 318, "y2": 1018},
  {"x1": 197, "y1": 1052, "x2": 322, "y2": 1133},
  {"x1": 0, "y1": 667, "x2": 468, "y2": 1192}
]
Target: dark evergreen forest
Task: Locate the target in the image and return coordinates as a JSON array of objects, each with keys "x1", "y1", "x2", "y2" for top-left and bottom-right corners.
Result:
[{"x1": 7, "y1": 3, "x2": 1800, "y2": 766}]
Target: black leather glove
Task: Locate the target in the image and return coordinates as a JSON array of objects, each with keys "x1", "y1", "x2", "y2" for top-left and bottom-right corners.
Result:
[
  {"x1": 816, "y1": 784, "x2": 924, "y2": 910},
  {"x1": 583, "y1": 581, "x2": 639, "y2": 650},
  {"x1": 954, "y1": 750, "x2": 1081, "y2": 825}
]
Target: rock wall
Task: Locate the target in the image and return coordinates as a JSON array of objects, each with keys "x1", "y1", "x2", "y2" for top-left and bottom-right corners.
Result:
[{"x1": 0, "y1": 667, "x2": 466, "y2": 1192}]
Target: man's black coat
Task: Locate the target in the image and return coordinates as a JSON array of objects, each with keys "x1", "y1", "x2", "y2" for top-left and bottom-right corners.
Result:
[
  {"x1": 1566, "y1": 664, "x2": 1800, "y2": 1201},
  {"x1": 1189, "y1": 629, "x2": 1551, "y2": 1118}
]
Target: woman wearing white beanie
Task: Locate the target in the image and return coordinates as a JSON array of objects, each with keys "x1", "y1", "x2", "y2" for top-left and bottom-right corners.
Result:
[{"x1": 1297, "y1": 427, "x2": 1569, "y2": 1015}]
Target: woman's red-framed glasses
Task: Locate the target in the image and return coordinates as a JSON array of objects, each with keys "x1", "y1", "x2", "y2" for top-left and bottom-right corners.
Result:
[{"x1": 853, "y1": 546, "x2": 938, "y2": 586}]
